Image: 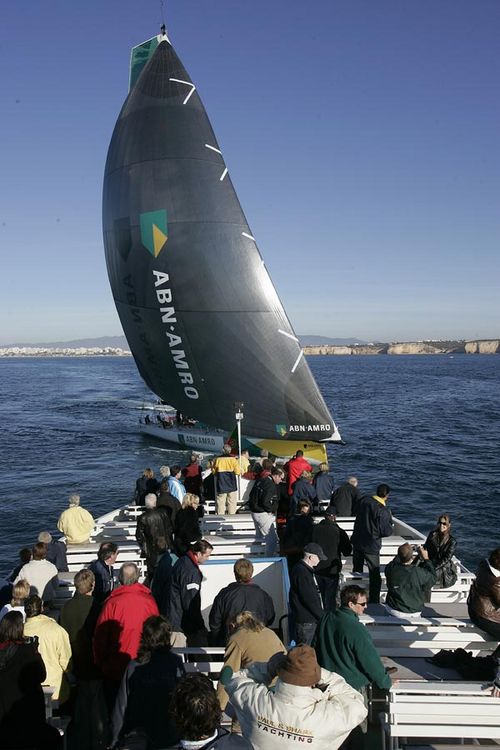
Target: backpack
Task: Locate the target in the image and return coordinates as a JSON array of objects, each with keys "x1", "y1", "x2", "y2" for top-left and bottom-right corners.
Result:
[{"x1": 248, "y1": 479, "x2": 265, "y2": 512}]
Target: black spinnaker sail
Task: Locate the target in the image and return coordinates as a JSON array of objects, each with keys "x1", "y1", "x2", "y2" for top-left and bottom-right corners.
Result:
[{"x1": 103, "y1": 30, "x2": 341, "y2": 445}]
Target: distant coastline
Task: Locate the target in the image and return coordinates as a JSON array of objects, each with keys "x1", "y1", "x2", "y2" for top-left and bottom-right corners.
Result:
[
  {"x1": 0, "y1": 339, "x2": 499, "y2": 357},
  {"x1": 0, "y1": 346, "x2": 131, "y2": 358},
  {"x1": 303, "y1": 339, "x2": 500, "y2": 356}
]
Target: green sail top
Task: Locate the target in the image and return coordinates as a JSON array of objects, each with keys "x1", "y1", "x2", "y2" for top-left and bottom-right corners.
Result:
[{"x1": 129, "y1": 35, "x2": 162, "y2": 90}]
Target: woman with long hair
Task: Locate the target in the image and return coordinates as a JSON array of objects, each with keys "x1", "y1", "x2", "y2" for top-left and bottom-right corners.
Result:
[
  {"x1": 424, "y1": 514, "x2": 457, "y2": 589},
  {"x1": 110, "y1": 615, "x2": 185, "y2": 749},
  {"x1": 174, "y1": 493, "x2": 202, "y2": 555}
]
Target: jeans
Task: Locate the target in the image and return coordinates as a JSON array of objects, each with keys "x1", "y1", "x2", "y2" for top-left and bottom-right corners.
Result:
[
  {"x1": 251, "y1": 512, "x2": 278, "y2": 555},
  {"x1": 295, "y1": 621, "x2": 317, "y2": 646},
  {"x1": 352, "y1": 549, "x2": 381, "y2": 603}
]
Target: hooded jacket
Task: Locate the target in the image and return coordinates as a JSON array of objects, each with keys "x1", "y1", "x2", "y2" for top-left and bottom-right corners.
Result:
[
  {"x1": 224, "y1": 662, "x2": 367, "y2": 750},
  {"x1": 93, "y1": 583, "x2": 159, "y2": 681}
]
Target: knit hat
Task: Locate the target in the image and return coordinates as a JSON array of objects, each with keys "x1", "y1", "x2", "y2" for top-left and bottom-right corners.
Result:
[{"x1": 278, "y1": 646, "x2": 321, "y2": 687}]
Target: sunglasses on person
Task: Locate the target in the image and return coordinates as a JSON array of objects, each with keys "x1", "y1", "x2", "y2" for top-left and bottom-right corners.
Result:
[{"x1": 356, "y1": 600, "x2": 368, "y2": 608}]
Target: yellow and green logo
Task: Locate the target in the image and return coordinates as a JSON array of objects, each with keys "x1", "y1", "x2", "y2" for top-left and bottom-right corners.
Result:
[
  {"x1": 275, "y1": 424, "x2": 288, "y2": 437},
  {"x1": 140, "y1": 210, "x2": 168, "y2": 258}
]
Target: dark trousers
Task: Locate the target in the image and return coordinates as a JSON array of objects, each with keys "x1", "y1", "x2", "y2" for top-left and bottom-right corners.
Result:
[
  {"x1": 317, "y1": 574, "x2": 339, "y2": 611},
  {"x1": 353, "y1": 549, "x2": 381, "y2": 603}
]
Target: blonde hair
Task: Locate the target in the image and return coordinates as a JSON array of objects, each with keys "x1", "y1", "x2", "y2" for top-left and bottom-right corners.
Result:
[
  {"x1": 182, "y1": 493, "x2": 200, "y2": 510},
  {"x1": 143, "y1": 468, "x2": 154, "y2": 479},
  {"x1": 11, "y1": 579, "x2": 30, "y2": 606},
  {"x1": 69, "y1": 494, "x2": 80, "y2": 506},
  {"x1": 318, "y1": 462, "x2": 329, "y2": 473},
  {"x1": 230, "y1": 611, "x2": 264, "y2": 633},
  {"x1": 301, "y1": 470, "x2": 313, "y2": 480}
]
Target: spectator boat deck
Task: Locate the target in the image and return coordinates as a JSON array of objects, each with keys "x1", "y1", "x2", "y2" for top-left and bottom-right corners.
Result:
[{"x1": 49, "y1": 495, "x2": 499, "y2": 750}]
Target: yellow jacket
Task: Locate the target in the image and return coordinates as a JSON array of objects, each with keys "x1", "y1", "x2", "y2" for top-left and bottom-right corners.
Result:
[
  {"x1": 57, "y1": 506, "x2": 95, "y2": 544},
  {"x1": 24, "y1": 614, "x2": 71, "y2": 701}
]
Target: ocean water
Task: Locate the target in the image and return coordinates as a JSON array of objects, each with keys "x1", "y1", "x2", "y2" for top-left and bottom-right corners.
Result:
[{"x1": 0, "y1": 354, "x2": 499, "y2": 575}]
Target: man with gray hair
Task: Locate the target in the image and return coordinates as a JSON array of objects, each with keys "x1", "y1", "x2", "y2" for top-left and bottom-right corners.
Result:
[
  {"x1": 57, "y1": 494, "x2": 95, "y2": 545},
  {"x1": 38, "y1": 530, "x2": 68, "y2": 572},
  {"x1": 93, "y1": 562, "x2": 159, "y2": 702},
  {"x1": 331, "y1": 476, "x2": 362, "y2": 517}
]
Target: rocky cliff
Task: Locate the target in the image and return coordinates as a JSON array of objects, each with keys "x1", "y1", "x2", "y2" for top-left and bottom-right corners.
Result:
[{"x1": 303, "y1": 340, "x2": 500, "y2": 356}]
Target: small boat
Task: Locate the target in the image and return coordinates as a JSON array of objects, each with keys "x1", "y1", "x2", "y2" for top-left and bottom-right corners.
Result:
[
  {"x1": 102, "y1": 23, "x2": 342, "y2": 464},
  {"x1": 139, "y1": 402, "x2": 227, "y2": 453}
]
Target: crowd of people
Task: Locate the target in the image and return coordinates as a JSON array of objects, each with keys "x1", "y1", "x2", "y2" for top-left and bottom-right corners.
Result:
[{"x1": 1, "y1": 446, "x2": 499, "y2": 749}]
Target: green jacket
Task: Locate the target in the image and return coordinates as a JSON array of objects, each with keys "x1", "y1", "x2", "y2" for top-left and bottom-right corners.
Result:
[
  {"x1": 313, "y1": 607, "x2": 391, "y2": 690},
  {"x1": 385, "y1": 558, "x2": 436, "y2": 613}
]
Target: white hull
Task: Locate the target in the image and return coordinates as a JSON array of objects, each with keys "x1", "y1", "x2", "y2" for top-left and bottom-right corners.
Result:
[{"x1": 140, "y1": 422, "x2": 226, "y2": 453}]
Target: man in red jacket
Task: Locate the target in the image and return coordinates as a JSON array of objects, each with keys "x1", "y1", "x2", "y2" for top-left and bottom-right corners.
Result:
[
  {"x1": 284, "y1": 450, "x2": 312, "y2": 496},
  {"x1": 93, "y1": 562, "x2": 159, "y2": 706}
]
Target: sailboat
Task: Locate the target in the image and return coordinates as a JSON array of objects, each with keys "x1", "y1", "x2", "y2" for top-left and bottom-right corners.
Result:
[{"x1": 103, "y1": 26, "x2": 341, "y2": 463}]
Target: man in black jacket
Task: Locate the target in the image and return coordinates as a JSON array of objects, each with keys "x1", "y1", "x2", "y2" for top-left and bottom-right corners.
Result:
[
  {"x1": 289, "y1": 542, "x2": 327, "y2": 645},
  {"x1": 350, "y1": 484, "x2": 393, "y2": 603},
  {"x1": 331, "y1": 476, "x2": 362, "y2": 517},
  {"x1": 249, "y1": 467, "x2": 284, "y2": 555},
  {"x1": 312, "y1": 506, "x2": 352, "y2": 610},
  {"x1": 209, "y1": 558, "x2": 275, "y2": 645}
]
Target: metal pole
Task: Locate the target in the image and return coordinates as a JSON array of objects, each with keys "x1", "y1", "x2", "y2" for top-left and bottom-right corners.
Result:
[
  {"x1": 234, "y1": 401, "x2": 244, "y2": 511},
  {"x1": 237, "y1": 416, "x2": 242, "y2": 508}
]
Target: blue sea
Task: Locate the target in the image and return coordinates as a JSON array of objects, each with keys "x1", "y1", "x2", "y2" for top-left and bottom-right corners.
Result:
[{"x1": 1, "y1": 354, "x2": 499, "y2": 575}]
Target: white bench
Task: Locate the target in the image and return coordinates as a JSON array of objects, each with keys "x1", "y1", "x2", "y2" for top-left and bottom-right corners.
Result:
[
  {"x1": 369, "y1": 625, "x2": 497, "y2": 657},
  {"x1": 361, "y1": 614, "x2": 474, "y2": 628},
  {"x1": 381, "y1": 681, "x2": 500, "y2": 750}
]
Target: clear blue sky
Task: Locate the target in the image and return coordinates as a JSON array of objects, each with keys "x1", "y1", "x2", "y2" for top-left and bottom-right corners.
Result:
[{"x1": 1, "y1": 0, "x2": 499, "y2": 344}]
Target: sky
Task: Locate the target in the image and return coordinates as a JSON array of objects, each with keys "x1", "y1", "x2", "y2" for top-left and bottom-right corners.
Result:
[{"x1": 1, "y1": 0, "x2": 499, "y2": 345}]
